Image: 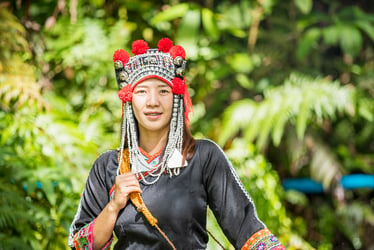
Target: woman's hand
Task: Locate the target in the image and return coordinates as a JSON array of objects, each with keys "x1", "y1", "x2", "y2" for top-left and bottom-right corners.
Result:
[
  {"x1": 93, "y1": 173, "x2": 141, "y2": 250},
  {"x1": 109, "y1": 173, "x2": 142, "y2": 213}
]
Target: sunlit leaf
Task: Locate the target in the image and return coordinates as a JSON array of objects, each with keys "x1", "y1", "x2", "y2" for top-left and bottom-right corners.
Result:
[
  {"x1": 228, "y1": 53, "x2": 254, "y2": 73},
  {"x1": 219, "y1": 99, "x2": 256, "y2": 146},
  {"x1": 40, "y1": 180, "x2": 57, "y2": 206},
  {"x1": 294, "y1": 0, "x2": 313, "y2": 14},
  {"x1": 235, "y1": 73, "x2": 254, "y2": 90},
  {"x1": 220, "y1": 73, "x2": 355, "y2": 149},
  {"x1": 339, "y1": 25, "x2": 362, "y2": 57},
  {"x1": 322, "y1": 26, "x2": 340, "y2": 45},
  {"x1": 296, "y1": 101, "x2": 310, "y2": 139},
  {"x1": 271, "y1": 107, "x2": 291, "y2": 146},
  {"x1": 201, "y1": 8, "x2": 219, "y2": 41},
  {"x1": 297, "y1": 28, "x2": 321, "y2": 60},
  {"x1": 358, "y1": 99, "x2": 374, "y2": 121},
  {"x1": 310, "y1": 140, "x2": 343, "y2": 189},
  {"x1": 176, "y1": 9, "x2": 200, "y2": 59},
  {"x1": 354, "y1": 20, "x2": 374, "y2": 41},
  {"x1": 150, "y1": 4, "x2": 189, "y2": 25}
]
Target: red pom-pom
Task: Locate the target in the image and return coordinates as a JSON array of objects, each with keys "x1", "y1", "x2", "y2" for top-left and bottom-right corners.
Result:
[
  {"x1": 158, "y1": 38, "x2": 173, "y2": 53},
  {"x1": 169, "y1": 45, "x2": 186, "y2": 59},
  {"x1": 172, "y1": 77, "x2": 185, "y2": 95},
  {"x1": 132, "y1": 40, "x2": 149, "y2": 55},
  {"x1": 113, "y1": 49, "x2": 130, "y2": 64},
  {"x1": 118, "y1": 84, "x2": 133, "y2": 102}
]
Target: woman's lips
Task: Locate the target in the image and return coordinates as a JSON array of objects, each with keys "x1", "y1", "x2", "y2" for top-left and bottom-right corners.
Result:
[{"x1": 144, "y1": 112, "x2": 162, "y2": 120}]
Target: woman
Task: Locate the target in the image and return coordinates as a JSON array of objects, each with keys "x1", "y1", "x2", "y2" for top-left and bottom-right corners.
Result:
[{"x1": 68, "y1": 38, "x2": 285, "y2": 250}]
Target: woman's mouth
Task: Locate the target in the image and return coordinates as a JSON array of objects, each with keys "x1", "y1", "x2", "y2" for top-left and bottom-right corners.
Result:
[{"x1": 144, "y1": 112, "x2": 162, "y2": 119}]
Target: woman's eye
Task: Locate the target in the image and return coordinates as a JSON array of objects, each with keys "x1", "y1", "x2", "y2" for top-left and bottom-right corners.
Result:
[
  {"x1": 135, "y1": 89, "x2": 146, "y2": 94},
  {"x1": 160, "y1": 89, "x2": 170, "y2": 94}
]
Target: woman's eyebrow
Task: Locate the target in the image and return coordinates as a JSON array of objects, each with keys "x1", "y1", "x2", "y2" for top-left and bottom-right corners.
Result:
[
  {"x1": 134, "y1": 84, "x2": 149, "y2": 89},
  {"x1": 158, "y1": 83, "x2": 170, "y2": 88}
]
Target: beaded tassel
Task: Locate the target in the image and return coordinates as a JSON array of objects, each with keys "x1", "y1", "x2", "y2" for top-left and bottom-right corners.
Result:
[{"x1": 117, "y1": 94, "x2": 185, "y2": 185}]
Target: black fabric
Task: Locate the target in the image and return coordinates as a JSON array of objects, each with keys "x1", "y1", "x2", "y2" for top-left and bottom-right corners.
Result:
[{"x1": 70, "y1": 139, "x2": 265, "y2": 249}]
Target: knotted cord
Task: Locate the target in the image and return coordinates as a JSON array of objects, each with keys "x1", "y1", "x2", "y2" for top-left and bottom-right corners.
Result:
[
  {"x1": 207, "y1": 230, "x2": 225, "y2": 249},
  {"x1": 118, "y1": 149, "x2": 176, "y2": 250}
]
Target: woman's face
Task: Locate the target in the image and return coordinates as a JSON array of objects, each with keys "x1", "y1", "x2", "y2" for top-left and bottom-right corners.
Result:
[{"x1": 132, "y1": 78, "x2": 173, "y2": 136}]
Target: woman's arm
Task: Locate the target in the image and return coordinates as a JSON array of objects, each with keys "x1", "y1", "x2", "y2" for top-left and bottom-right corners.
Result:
[
  {"x1": 92, "y1": 173, "x2": 142, "y2": 250},
  {"x1": 201, "y1": 140, "x2": 285, "y2": 249}
]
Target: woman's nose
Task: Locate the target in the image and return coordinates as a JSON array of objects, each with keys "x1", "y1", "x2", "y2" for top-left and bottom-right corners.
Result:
[{"x1": 146, "y1": 91, "x2": 159, "y2": 106}]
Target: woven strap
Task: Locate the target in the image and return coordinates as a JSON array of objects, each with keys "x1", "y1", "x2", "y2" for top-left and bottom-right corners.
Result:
[{"x1": 118, "y1": 149, "x2": 176, "y2": 249}]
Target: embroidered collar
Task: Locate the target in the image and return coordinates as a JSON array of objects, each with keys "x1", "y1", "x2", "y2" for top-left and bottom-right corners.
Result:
[
  {"x1": 138, "y1": 147, "x2": 163, "y2": 164},
  {"x1": 133, "y1": 147, "x2": 187, "y2": 181}
]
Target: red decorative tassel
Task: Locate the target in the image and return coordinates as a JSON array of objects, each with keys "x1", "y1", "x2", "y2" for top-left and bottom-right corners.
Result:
[
  {"x1": 182, "y1": 77, "x2": 193, "y2": 125},
  {"x1": 113, "y1": 49, "x2": 130, "y2": 64},
  {"x1": 132, "y1": 40, "x2": 149, "y2": 55},
  {"x1": 169, "y1": 45, "x2": 186, "y2": 59},
  {"x1": 172, "y1": 77, "x2": 185, "y2": 95},
  {"x1": 118, "y1": 84, "x2": 133, "y2": 102},
  {"x1": 158, "y1": 38, "x2": 173, "y2": 53}
]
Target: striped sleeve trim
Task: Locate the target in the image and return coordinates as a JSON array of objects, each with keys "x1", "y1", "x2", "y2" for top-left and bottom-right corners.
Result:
[
  {"x1": 72, "y1": 219, "x2": 113, "y2": 250},
  {"x1": 241, "y1": 228, "x2": 286, "y2": 250}
]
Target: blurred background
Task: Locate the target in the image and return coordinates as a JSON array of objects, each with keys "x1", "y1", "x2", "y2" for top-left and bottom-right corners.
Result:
[{"x1": 0, "y1": 0, "x2": 373, "y2": 249}]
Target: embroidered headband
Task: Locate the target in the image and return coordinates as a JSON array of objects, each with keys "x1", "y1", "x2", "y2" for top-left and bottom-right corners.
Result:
[{"x1": 113, "y1": 38, "x2": 192, "y2": 123}]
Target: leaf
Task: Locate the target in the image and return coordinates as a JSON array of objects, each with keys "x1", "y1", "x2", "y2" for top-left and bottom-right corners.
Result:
[
  {"x1": 150, "y1": 3, "x2": 189, "y2": 25},
  {"x1": 358, "y1": 99, "x2": 374, "y2": 121},
  {"x1": 256, "y1": 104, "x2": 277, "y2": 149},
  {"x1": 339, "y1": 25, "x2": 362, "y2": 57},
  {"x1": 176, "y1": 9, "x2": 200, "y2": 59},
  {"x1": 235, "y1": 73, "x2": 254, "y2": 90},
  {"x1": 296, "y1": 101, "x2": 311, "y2": 139},
  {"x1": 201, "y1": 8, "x2": 220, "y2": 41},
  {"x1": 310, "y1": 140, "x2": 343, "y2": 189},
  {"x1": 41, "y1": 180, "x2": 57, "y2": 206},
  {"x1": 229, "y1": 53, "x2": 254, "y2": 73},
  {"x1": 218, "y1": 99, "x2": 256, "y2": 146},
  {"x1": 322, "y1": 26, "x2": 340, "y2": 46},
  {"x1": 219, "y1": 73, "x2": 355, "y2": 150},
  {"x1": 296, "y1": 28, "x2": 321, "y2": 60},
  {"x1": 294, "y1": 0, "x2": 313, "y2": 14},
  {"x1": 354, "y1": 20, "x2": 374, "y2": 41},
  {"x1": 244, "y1": 104, "x2": 267, "y2": 144},
  {"x1": 259, "y1": 0, "x2": 276, "y2": 13},
  {"x1": 272, "y1": 108, "x2": 291, "y2": 146}
]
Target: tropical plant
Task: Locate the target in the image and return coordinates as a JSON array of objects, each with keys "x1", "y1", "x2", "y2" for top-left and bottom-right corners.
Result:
[{"x1": 1, "y1": 0, "x2": 373, "y2": 249}]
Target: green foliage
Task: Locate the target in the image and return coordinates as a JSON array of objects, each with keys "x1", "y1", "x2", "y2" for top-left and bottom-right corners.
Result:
[
  {"x1": 294, "y1": 0, "x2": 313, "y2": 14},
  {"x1": 150, "y1": 3, "x2": 189, "y2": 25},
  {"x1": 297, "y1": 6, "x2": 374, "y2": 58},
  {"x1": 0, "y1": 6, "x2": 106, "y2": 249},
  {"x1": 219, "y1": 73, "x2": 354, "y2": 149},
  {"x1": 206, "y1": 138, "x2": 314, "y2": 249},
  {"x1": 227, "y1": 138, "x2": 314, "y2": 249},
  {"x1": 1, "y1": 0, "x2": 374, "y2": 249}
]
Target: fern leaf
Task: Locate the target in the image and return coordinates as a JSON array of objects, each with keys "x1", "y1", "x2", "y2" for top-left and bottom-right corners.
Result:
[
  {"x1": 309, "y1": 138, "x2": 343, "y2": 188},
  {"x1": 218, "y1": 99, "x2": 256, "y2": 146},
  {"x1": 219, "y1": 73, "x2": 355, "y2": 149}
]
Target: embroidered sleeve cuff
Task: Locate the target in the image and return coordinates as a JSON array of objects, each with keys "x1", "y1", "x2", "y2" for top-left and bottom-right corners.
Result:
[
  {"x1": 73, "y1": 219, "x2": 114, "y2": 250},
  {"x1": 241, "y1": 228, "x2": 286, "y2": 250}
]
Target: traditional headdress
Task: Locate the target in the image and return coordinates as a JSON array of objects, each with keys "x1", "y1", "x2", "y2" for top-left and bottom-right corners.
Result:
[{"x1": 113, "y1": 38, "x2": 193, "y2": 184}]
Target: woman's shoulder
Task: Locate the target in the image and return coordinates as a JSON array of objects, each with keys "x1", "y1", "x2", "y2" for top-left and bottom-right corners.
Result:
[
  {"x1": 194, "y1": 139, "x2": 227, "y2": 160},
  {"x1": 196, "y1": 138, "x2": 223, "y2": 152},
  {"x1": 194, "y1": 139, "x2": 233, "y2": 175},
  {"x1": 95, "y1": 149, "x2": 119, "y2": 161},
  {"x1": 90, "y1": 149, "x2": 119, "y2": 174}
]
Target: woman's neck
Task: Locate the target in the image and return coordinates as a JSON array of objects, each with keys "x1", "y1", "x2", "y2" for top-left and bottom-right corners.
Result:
[{"x1": 138, "y1": 130, "x2": 169, "y2": 155}]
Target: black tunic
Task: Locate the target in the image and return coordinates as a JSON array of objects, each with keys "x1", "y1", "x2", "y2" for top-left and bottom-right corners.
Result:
[{"x1": 69, "y1": 139, "x2": 265, "y2": 249}]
